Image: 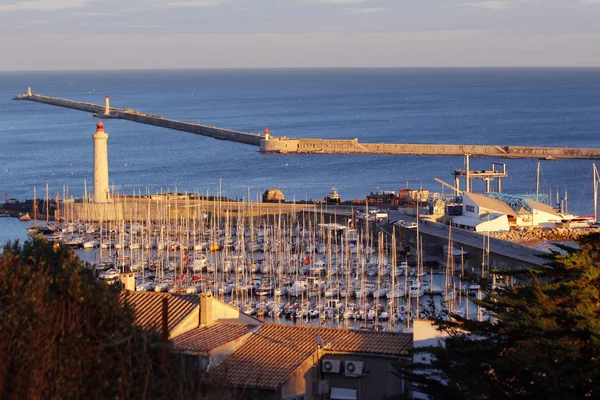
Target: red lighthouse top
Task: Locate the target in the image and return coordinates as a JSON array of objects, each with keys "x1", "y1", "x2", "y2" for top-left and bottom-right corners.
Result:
[
  {"x1": 96, "y1": 121, "x2": 104, "y2": 132},
  {"x1": 264, "y1": 126, "x2": 270, "y2": 136}
]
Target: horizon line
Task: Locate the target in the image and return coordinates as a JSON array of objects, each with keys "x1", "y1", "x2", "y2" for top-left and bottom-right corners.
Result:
[{"x1": 2, "y1": 66, "x2": 600, "y2": 73}]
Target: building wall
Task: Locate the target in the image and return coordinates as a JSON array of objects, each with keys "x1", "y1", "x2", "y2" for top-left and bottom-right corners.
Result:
[
  {"x1": 475, "y1": 215, "x2": 509, "y2": 232},
  {"x1": 170, "y1": 308, "x2": 200, "y2": 338},
  {"x1": 281, "y1": 352, "x2": 317, "y2": 399},
  {"x1": 517, "y1": 208, "x2": 561, "y2": 228},
  {"x1": 306, "y1": 354, "x2": 406, "y2": 400},
  {"x1": 461, "y1": 195, "x2": 510, "y2": 232},
  {"x1": 200, "y1": 293, "x2": 260, "y2": 325},
  {"x1": 533, "y1": 209, "x2": 561, "y2": 228},
  {"x1": 462, "y1": 196, "x2": 480, "y2": 218}
]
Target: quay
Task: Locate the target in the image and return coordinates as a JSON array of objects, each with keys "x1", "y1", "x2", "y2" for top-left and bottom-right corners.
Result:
[
  {"x1": 261, "y1": 137, "x2": 600, "y2": 159},
  {"x1": 62, "y1": 196, "x2": 313, "y2": 222},
  {"x1": 380, "y1": 220, "x2": 547, "y2": 271},
  {"x1": 14, "y1": 90, "x2": 600, "y2": 159}
]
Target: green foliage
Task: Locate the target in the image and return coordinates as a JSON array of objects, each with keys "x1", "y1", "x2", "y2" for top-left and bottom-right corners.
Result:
[
  {"x1": 0, "y1": 238, "x2": 228, "y2": 400},
  {"x1": 400, "y1": 232, "x2": 600, "y2": 399}
]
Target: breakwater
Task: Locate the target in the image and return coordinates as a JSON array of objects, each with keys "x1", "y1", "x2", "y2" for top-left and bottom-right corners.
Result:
[
  {"x1": 14, "y1": 91, "x2": 600, "y2": 159},
  {"x1": 13, "y1": 93, "x2": 262, "y2": 146},
  {"x1": 261, "y1": 137, "x2": 600, "y2": 159},
  {"x1": 489, "y1": 226, "x2": 600, "y2": 243}
]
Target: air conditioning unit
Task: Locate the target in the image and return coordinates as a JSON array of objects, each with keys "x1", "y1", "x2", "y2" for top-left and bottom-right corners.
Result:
[
  {"x1": 312, "y1": 380, "x2": 330, "y2": 395},
  {"x1": 344, "y1": 360, "x2": 364, "y2": 377},
  {"x1": 322, "y1": 359, "x2": 342, "y2": 373}
]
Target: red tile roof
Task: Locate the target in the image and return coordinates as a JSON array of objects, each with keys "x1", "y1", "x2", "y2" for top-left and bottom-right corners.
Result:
[
  {"x1": 211, "y1": 323, "x2": 412, "y2": 390},
  {"x1": 118, "y1": 291, "x2": 199, "y2": 332},
  {"x1": 173, "y1": 323, "x2": 258, "y2": 354}
]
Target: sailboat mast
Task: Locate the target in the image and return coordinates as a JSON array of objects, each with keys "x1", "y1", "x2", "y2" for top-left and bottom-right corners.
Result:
[
  {"x1": 594, "y1": 164, "x2": 598, "y2": 223},
  {"x1": 536, "y1": 162, "x2": 540, "y2": 201},
  {"x1": 33, "y1": 186, "x2": 37, "y2": 224}
]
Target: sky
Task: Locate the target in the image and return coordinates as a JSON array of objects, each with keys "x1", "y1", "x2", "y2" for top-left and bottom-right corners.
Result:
[{"x1": 1, "y1": 0, "x2": 599, "y2": 70}]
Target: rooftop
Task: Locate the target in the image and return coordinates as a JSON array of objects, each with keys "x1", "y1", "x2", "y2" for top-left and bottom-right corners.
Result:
[
  {"x1": 118, "y1": 291, "x2": 200, "y2": 332},
  {"x1": 466, "y1": 192, "x2": 517, "y2": 217},
  {"x1": 524, "y1": 198, "x2": 560, "y2": 216},
  {"x1": 173, "y1": 323, "x2": 258, "y2": 354},
  {"x1": 211, "y1": 323, "x2": 412, "y2": 390}
]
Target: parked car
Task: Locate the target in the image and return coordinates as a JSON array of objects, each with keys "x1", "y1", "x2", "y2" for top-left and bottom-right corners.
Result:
[{"x1": 402, "y1": 222, "x2": 418, "y2": 229}]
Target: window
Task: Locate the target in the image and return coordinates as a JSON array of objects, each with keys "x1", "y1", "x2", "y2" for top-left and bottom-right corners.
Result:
[{"x1": 466, "y1": 205, "x2": 475, "y2": 212}]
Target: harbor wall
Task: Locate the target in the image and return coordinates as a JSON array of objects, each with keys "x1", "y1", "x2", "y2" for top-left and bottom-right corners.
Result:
[
  {"x1": 261, "y1": 137, "x2": 600, "y2": 160},
  {"x1": 16, "y1": 93, "x2": 600, "y2": 159},
  {"x1": 397, "y1": 226, "x2": 543, "y2": 272},
  {"x1": 15, "y1": 94, "x2": 262, "y2": 147},
  {"x1": 67, "y1": 198, "x2": 309, "y2": 222},
  {"x1": 18, "y1": 94, "x2": 102, "y2": 114},
  {"x1": 116, "y1": 112, "x2": 262, "y2": 146}
]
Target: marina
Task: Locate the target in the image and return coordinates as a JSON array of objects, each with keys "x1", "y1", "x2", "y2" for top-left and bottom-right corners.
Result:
[
  {"x1": 22, "y1": 195, "x2": 500, "y2": 332},
  {"x1": 2, "y1": 68, "x2": 599, "y2": 333}
]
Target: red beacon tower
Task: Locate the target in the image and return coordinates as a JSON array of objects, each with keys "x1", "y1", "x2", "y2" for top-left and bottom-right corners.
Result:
[{"x1": 264, "y1": 126, "x2": 270, "y2": 140}]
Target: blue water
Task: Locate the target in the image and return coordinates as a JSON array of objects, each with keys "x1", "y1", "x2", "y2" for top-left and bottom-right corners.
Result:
[{"x1": 0, "y1": 68, "x2": 599, "y2": 221}]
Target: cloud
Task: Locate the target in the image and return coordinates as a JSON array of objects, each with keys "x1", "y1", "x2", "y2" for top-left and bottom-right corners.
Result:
[
  {"x1": 0, "y1": 0, "x2": 92, "y2": 12},
  {"x1": 24, "y1": 19, "x2": 56, "y2": 24},
  {"x1": 463, "y1": 1, "x2": 511, "y2": 9},
  {"x1": 345, "y1": 7, "x2": 383, "y2": 14},
  {"x1": 298, "y1": 0, "x2": 368, "y2": 4},
  {"x1": 462, "y1": 0, "x2": 584, "y2": 9},
  {"x1": 163, "y1": 0, "x2": 224, "y2": 6}
]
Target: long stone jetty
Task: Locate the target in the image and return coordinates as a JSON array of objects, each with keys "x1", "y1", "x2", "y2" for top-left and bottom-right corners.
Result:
[
  {"x1": 13, "y1": 93, "x2": 262, "y2": 146},
  {"x1": 260, "y1": 137, "x2": 600, "y2": 159},
  {"x1": 14, "y1": 91, "x2": 600, "y2": 159}
]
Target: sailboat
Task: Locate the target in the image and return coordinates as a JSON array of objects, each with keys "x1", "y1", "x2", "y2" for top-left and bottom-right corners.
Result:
[
  {"x1": 19, "y1": 213, "x2": 31, "y2": 221},
  {"x1": 26, "y1": 187, "x2": 39, "y2": 233}
]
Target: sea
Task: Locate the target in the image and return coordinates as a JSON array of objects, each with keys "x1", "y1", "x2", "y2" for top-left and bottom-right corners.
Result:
[{"x1": 1, "y1": 68, "x2": 599, "y2": 243}]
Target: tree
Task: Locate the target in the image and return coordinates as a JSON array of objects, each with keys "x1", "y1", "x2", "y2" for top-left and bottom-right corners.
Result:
[
  {"x1": 401, "y1": 232, "x2": 600, "y2": 399},
  {"x1": 0, "y1": 238, "x2": 230, "y2": 399}
]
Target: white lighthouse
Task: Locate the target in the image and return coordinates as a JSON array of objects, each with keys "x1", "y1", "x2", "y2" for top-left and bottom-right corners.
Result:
[
  {"x1": 104, "y1": 95, "x2": 110, "y2": 115},
  {"x1": 92, "y1": 121, "x2": 110, "y2": 203}
]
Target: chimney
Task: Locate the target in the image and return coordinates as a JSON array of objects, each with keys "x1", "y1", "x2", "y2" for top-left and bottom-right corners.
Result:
[
  {"x1": 200, "y1": 293, "x2": 213, "y2": 325},
  {"x1": 119, "y1": 272, "x2": 135, "y2": 291}
]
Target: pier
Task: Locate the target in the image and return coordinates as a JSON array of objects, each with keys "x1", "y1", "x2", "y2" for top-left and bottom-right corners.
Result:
[
  {"x1": 13, "y1": 93, "x2": 263, "y2": 146},
  {"x1": 14, "y1": 91, "x2": 600, "y2": 159},
  {"x1": 381, "y1": 221, "x2": 547, "y2": 271},
  {"x1": 261, "y1": 137, "x2": 600, "y2": 159}
]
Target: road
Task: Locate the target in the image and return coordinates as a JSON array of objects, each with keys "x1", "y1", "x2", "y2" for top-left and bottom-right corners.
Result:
[{"x1": 321, "y1": 205, "x2": 548, "y2": 267}]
